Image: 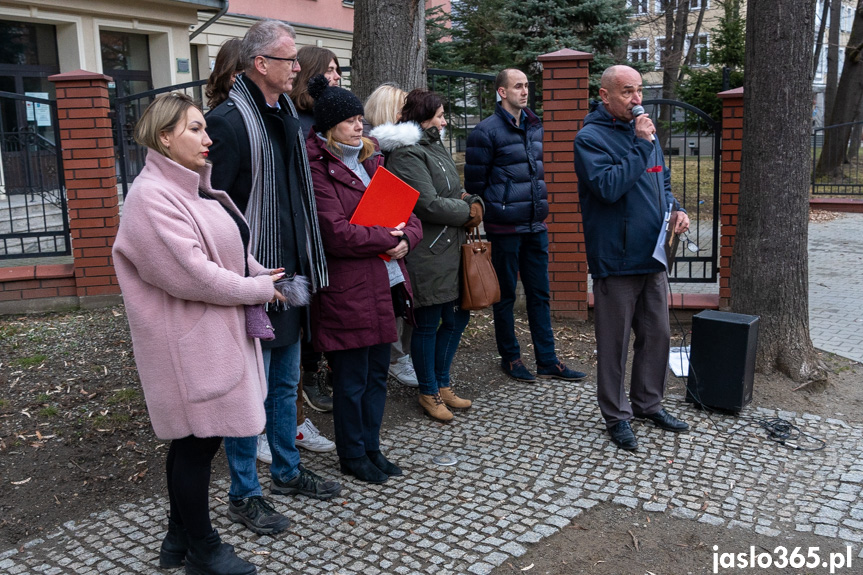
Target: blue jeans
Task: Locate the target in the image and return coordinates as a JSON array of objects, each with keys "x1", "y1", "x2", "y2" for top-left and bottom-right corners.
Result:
[
  {"x1": 327, "y1": 343, "x2": 389, "y2": 459},
  {"x1": 411, "y1": 300, "x2": 470, "y2": 396},
  {"x1": 486, "y1": 230, "x2": 557, "y2": 367},
  {"x1": 224, "y1": 337, "x2": 301, "y2": 500}
]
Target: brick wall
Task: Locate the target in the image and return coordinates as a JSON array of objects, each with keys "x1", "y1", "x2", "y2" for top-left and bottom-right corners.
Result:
[
  {"x1": 717, "y1": 87, "x2": 743, "y2": 309},
  {"x1": 50, "y1": 70, "x2": 121, "y2": 300},
  {"x1": 0, "y1": 70, "x2": 121, "y2": 315},
  {"x1": 537, "y1": 49, "x2": 593, "y2": 320}
]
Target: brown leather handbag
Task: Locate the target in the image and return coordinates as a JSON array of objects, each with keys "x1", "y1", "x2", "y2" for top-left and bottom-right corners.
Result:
[{"x1": 460, "y1": 229, "x2": 501, "y2": 311}]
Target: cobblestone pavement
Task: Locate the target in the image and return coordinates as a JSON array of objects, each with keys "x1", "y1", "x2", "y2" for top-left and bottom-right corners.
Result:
[
  {"x1": 809, "y1": 212, "x2": 863, "y2": 364},
  {"x1": 2, "y1": 379, "x2": 862, "y2": 574}
]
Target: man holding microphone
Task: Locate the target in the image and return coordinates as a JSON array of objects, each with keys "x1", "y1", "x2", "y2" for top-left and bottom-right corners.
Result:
[{"x1": 573, "y1": 65, "x2": 690, "y2": 451}]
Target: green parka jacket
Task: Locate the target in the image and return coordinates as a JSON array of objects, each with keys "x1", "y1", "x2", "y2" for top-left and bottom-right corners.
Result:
[{"x1": 370, "y1": 122, "x2": 483, "y2": 308}]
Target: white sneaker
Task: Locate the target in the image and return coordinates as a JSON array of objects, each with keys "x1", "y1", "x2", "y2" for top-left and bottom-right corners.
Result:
[
  {"x1": 256, "y1": 433, "x2": 272, "y2": 464},
  {"x1": 295, "y1": 418, "x2": 336, "y2": 453},
  {"x1": 389, "y1": 355, "x2": 419, "y2": 387}
]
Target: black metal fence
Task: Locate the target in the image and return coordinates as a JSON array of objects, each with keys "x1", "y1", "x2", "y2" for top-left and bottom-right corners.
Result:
[
  {"x1": 114, "y1": 80, "x2": 208, "y2": 198},
  {"x1": 811, "y1": 121, "x2": 863, "y2": 196},
  {"x1": 112, "y1": 70, "x2": 536, "y2": 196},
  {"x1": 0, "y1": 90, "x2": 70, "y2": 260},
  {"x1": 641, "y1": 99, "x2": 721, "y2": 283}
]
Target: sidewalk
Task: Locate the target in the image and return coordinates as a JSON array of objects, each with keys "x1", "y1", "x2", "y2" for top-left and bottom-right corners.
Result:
[
  {"x1": 809, "y1": 212, "x2": 863, "y2": 363},
  {"x1": 1, "y1": 378, "x2": 861, "y2": 574},
  {"x1": 1, "y1": 215, "x2": 862, "y2": 574}
]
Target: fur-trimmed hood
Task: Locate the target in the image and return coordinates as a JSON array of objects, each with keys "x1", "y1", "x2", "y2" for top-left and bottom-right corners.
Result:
[{"x1": 369, "y1": 122, "x2": 422, "y2": 152}]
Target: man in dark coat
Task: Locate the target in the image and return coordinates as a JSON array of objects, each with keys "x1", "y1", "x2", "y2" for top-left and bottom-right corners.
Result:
[
  {"x1": 206, "y1": 19, "x2": 341, "y2": 536},
  {"x1": 465, "y1": 68, "x2": 587, "y2": 384},
  {"x1": 573, "y1": 65, "x2": 690, "y2": 451}
]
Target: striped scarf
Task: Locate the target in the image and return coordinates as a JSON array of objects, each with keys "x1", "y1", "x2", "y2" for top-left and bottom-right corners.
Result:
[{"x1": 228, "y1": 75, "x2": 329, "y2": 294}]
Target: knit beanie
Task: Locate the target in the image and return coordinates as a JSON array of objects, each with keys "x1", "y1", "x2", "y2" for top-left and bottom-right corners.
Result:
[{"x1": 308, "y1": 74, "x2": 364, "y2": 134}]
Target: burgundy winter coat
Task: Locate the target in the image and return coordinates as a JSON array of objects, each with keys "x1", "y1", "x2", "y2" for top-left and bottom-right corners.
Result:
[{"x1": 306, "y1": 135, "x2": 423, "y2": 352}]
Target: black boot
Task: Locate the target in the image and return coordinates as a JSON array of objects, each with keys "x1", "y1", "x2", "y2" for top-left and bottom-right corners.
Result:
[
  {"x1": 184, "y1": 529, "x2": 256, "y2": 575},
  {"x1": 159, "y1": 515, "x2": 188, "y2": 569},
  {"x1": 366, "y1": 450, "x2": 403, "y2": 477},
  {"x1": 339, "y1": 455, "x2": 388, "y2": 484}
]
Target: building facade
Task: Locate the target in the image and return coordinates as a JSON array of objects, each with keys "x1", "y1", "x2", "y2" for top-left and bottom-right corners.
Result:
[{"x1": 624, "y1": 0, "x2": 856, "y2": 126}]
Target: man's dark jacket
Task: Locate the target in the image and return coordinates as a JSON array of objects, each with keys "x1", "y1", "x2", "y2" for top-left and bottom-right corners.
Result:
[
  {"x1": 464, "y1": 103, "x2": 548, "y2": 234},
  {"x1": 573, "y1": 102, "x2": 681, "y2": 280},
  {"x1": 206, "y1": 74, "x2": 310, "y2": 347}
]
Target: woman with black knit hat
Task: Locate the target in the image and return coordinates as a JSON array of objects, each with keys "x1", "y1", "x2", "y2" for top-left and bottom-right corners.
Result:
[{"x1": 305, "y1": 74, "x2": 423, "y2": 484}]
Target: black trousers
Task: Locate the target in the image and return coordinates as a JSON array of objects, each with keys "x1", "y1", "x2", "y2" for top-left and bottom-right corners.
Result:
[
  {"x1": 166, "y1": 435, "x2": 222, "y2": 539},
  {"x1": 326, "y1": 343, "x2": 389, "y2": 459}
]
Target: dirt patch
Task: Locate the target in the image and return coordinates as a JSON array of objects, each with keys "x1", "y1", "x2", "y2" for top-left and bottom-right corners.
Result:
[{"x1": 2, "y1": 305, "x2": 862, "y2": 570}]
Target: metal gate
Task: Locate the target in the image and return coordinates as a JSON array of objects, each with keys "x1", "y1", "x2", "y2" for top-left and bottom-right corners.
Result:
[
  {"x1": 0, "y1": 90, "x2": 70, "y2": 260},
  {"x1": 114, "y1": 79, "x2": 207, "y2": 198},
  {"x1": 641, "y1": 98, "x2": 721, "y2": 283}
]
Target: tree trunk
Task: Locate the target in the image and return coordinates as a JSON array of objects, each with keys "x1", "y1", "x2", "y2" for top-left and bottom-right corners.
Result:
[
  {"x1": 813, "y1": 0, "x2": 830, "y2": 77},
  {"x1": 816, "y1": 1, "x2": 863, "y2": 176},
  {"x1": 351, "y1": 0, "x2": 427, "y2": 101},
  {"x1": 849, "y1": 99, "x2": 863, "y2": 160},
  {"x1": 679, "y1": 1, "x2": 708, "y2": 80},
  {"x1": 658, "y1": 0, "x2": 690, "y2": 148},
  {"x1": 824, "y1": 0, "x2": 842, "y2": 118},
  {"x1": 731, "y1": 0, "x2": 827, "y2": 383}
]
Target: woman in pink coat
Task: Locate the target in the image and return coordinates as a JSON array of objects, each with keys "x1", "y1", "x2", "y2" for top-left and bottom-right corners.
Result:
[{"x1": 113, "y1": 92, "x2": 284, "y2": 575}]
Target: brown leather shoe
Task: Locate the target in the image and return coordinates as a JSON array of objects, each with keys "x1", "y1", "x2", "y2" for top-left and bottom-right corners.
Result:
[
  {"x1": 439, "y1": 386, "x2": 472, "y2": 409},
  {"x1": 418, "y1": 393, "x2": 454, "y2": 422}
]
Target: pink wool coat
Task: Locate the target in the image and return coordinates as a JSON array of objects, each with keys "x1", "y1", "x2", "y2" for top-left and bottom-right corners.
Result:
[{"x1": 112, "y1": 150, "x2": 276, "y2": 440}]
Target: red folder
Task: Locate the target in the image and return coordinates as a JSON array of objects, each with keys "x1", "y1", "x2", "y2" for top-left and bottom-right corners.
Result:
[{"x1": 350, "y1": 166, "x2": 420, "y2": 261}]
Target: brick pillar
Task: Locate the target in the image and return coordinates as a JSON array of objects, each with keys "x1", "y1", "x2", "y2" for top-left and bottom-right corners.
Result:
[
  {"x1": 537, "y1": 49, "x2": 594, "y2": 320},
  {"x1": 49, "y1": 70, "x2": 121, "y2": 301},
  {"x1": 717, "y1": 87, "x2": 743, "y2": 309}
]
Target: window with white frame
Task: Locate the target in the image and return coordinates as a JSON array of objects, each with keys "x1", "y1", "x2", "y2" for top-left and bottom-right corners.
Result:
[
  {"x1": 841, "y1": 3, "x2": 853, "y2": 33},
  {"x1": 654, "y1": 37, "x2": 668, "y2": 69},
  {"x1": 686, "y1": 34, "x2": 709, "y2": 67},
  {"x1": 628, "y1": 39, "x2": 649, "y2": 63},
  {"x1": 689, "y1": 0, "x2": 709, "y2": 9},
  {"x1": 654, "y1": 0, "x2": 669, "y2": 12},
  {"x1": 628, "y1": 0, "x2": 649, "y2": 14}
]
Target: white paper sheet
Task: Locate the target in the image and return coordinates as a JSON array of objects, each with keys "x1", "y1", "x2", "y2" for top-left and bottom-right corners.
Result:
[{"x1": 669, "y1": 346, "x2": 690, "y2": 377}]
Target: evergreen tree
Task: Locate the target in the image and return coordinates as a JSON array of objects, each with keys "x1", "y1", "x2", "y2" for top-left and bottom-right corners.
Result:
[
  {"x1": 497, "y1": 0, "x2": 635, "y2": 80},
  {"x1": 445, "y1": 0, "x2": 510, "y2": 72}
]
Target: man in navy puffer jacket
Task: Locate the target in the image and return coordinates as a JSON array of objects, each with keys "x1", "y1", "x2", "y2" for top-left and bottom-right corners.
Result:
[
  {"x1": 573, "y1": 65, "x2": 690, "y2": 451},
  {"x1": 466, "y1": 68, "x2": 587, "y2": 384}
]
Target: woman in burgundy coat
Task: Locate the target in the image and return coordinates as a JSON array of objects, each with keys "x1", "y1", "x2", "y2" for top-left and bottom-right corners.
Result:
[{"x1": 305, "y1": 75, "x2": 423, "y2": 484}]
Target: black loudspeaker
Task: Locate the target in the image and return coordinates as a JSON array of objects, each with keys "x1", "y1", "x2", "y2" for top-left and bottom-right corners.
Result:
[{"x1": 686, "y1": 310, "x2": 759, "y2": 413}]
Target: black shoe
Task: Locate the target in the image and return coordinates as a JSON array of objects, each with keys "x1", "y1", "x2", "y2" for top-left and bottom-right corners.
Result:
[
  {"x1": 340, "y1": 455, "x2": 389, "y2": 484},
  {"x1": 185, "y1": 528, "x2": 256, "y2": 575},
  {"x1": 159, "y1": 514, "x2": 187, "y2": 569},
  {"x1": 608, "y1": 421, "x2": 638, "y2": 450},
  {"x1": 366, "y1": 450, "x2": 403, "y2": 477},
  {"x1": 226, "y1": 496, "x2": 291, "y2": 535},
  {"x1": 271, "y1": 465, "x2": 342, "y2": 500},
  {"x1": 302, "y1": 373, "x2": 334, "y2": 412},
  {"x1": 501, "y1": 358, "x2": 536, "y2": 382},
  {"x1": 634, "y1": 408, "x2": 689, "y2": 432},
  {"x1": 536, "y1": 360, "x2": 588, "y2": 381}
]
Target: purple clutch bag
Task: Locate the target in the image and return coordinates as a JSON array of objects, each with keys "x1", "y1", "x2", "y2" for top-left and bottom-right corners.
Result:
[{"x1": 244, "y1": 304, "x2": 275, "y2": 341}]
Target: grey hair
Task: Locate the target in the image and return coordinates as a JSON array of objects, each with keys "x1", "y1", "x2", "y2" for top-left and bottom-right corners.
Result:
[{"x1": 241, "y1": 19, "x2": 297, "y2": 70}]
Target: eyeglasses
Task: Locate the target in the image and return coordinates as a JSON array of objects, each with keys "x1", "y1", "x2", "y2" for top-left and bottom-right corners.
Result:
[
  {"x1": 680, "y1": 232, "x2": 700, "y2": 253},
  {"x1": 260, "y1": 54, "x2": 299, "y2": 66}
]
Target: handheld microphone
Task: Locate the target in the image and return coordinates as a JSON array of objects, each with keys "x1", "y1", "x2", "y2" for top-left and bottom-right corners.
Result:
[{"x1": 631, "y1": 105, "x2": 654, "y2": 141}]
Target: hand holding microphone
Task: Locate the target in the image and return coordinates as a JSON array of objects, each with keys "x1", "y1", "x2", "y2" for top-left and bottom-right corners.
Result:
[{"x1": 631, "y1": 105, "x2": 655, "y2": 142}]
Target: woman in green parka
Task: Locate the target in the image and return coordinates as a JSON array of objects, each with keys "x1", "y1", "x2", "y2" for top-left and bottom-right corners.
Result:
[{"x1": 370, "y1": 89, "x2": 484, "y2": 422}]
